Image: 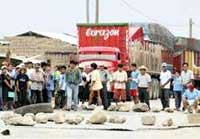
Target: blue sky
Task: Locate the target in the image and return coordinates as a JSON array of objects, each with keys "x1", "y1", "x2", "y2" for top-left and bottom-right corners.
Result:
[{"x1": 0, "y1": 0, "x2": 200, "y2": 39}]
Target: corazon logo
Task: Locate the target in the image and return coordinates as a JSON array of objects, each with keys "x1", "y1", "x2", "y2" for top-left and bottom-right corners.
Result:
[{"x1": 86, "y1": 28, "x2": 120, "y2": 40}]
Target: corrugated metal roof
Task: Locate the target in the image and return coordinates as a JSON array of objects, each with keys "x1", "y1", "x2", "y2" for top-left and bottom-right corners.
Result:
[
  {"x1": 131, "y1": 23, "x2": 175, "y2": 49},
  {"x1": 15, "y1": 31, "x2": 78, "y2": 46},
  {"x1": 175, "y1": 37, "x2": 200, "y2": 51}
]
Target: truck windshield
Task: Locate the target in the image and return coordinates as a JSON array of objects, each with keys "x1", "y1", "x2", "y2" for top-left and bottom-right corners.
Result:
[{"x1": 79, "y1": 54, "x2": 117, "y2": 61}]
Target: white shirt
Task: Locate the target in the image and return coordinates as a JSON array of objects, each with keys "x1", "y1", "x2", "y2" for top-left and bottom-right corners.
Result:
[
  {"x1": 138, "y1": 73, "x2": 151, "y2": 88},
  {"x1": 160, "y1": 70, "x2": 172, "y2": 89},
  {"x1": 181, "y1": 70, "x2": 194, "y2": 85},
  {"x1": 26, "y1": 68, "x2": 34, "y2": 78},
  {"x1": 79, "y1": 72, "x2": 90, "y2": 86},
  {"x1": 59, "y1": 74, "x2": 66, "y2": 91},
  {"x1": 113, "y1": 70, "x2": 128, "y2": 89}
]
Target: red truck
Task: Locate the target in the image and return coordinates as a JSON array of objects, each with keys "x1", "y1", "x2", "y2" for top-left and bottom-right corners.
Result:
[
  {"x1": 77, "y1": 23, "x2": 174, "y2": 99},
  {"x1": 77, "y1": 23, "x2": 129, "y2": 71}
]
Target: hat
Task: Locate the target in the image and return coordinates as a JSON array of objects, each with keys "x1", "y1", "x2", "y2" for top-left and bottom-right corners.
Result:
[
  {"x1": 139, "y1": 65, "x2": 148, "y2": 70},
  {"x1": 1, "y1": 66, "x2": 7, "y2": 70},
  {"x1": 161, "y1": 63, "x2": 167, "y2": 67}
]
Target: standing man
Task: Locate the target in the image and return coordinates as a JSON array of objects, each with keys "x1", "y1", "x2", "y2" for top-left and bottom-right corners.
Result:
[
  {"x1": 89, "y1": 63, "x2": 103, "y2": 106},
  {"x1": 57, "y1": 66, "x2": 67, "y2": 109},
  {"x1": 160, "y1": 63, "x2": 172, "y2": 110},
  {"x1": 113, "y1": 64, "x2": 128, "y2": 103},
  {"x1": 30, "y1": 63, "x2": 44, "y2": 104},
  {"x1": 16, "y1": 67, "x2": 29, "y2": 107},
  {"x1": 137, "y1": 65, "x2": 151, "y2": 108},
  {"x1": 65, "y1": 60, "x2": 82, "y2": 111},
  {"x1": 99, "y1": 65, "x2": 110, "y2": 110},
  {"x1": 181, "y1": 62, "x2": 194, "y2": 91},
  {"x1": 129, "y1": 63, "x2": 139, "y2": 104},
  {"x1": 45, "y1": 65, "x2": 54, "y2": 103}
]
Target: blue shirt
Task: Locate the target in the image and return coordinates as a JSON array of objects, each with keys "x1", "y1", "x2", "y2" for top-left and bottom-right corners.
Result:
[
  {"x1": 46, "y1": 73, "x2": 54, "y2": 91},
  {"x1": 183, "y1": 89, "x2": 199, "y2": 100},
  {"x1": 173, "y1": 76, "x2": 183, "y2": 91},
  {"x1": 129, "y1": 70, "x2": 139, "y2": 89}
]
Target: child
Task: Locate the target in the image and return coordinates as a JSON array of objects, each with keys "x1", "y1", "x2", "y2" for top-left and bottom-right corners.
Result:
[{"x1": 172, "y1": 71, "x2": 183, "y2": 111}]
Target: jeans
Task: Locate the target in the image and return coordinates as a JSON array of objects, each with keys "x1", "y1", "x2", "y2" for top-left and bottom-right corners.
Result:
[
  {"x1": 160, "y1": 89, "x2": 170, "y2": 109},
  {"x1": 66, "y1": 84, "x2": 79, "y2": 109},
  {"x1": 17, "y1": 90, "x2": 30, "y2": 107},
  {"x1": 47, "y1": 90, "x2": 54, "y2": 103},
  {"x1": 0, "y1": 86, "x2": 2, "y2": 110},
  {"x1": 31, "y1": 90, "x2": 43, "y2": 104},
  {"x1": 174, "y1": 91, "x2": 182, "y2": 109},
  {"x1": 102, "y1": 83, "x2": 109, "y2": 109},
  {"x1": 55, "y1": 90, "x2": 66, "y2": 108},
  {"x1": 138, "y1": 88, "x2": 150, "y2": 108}
]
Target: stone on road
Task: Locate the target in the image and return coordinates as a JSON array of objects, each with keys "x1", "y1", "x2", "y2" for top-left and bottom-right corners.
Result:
[{"x1": 15, "y1": 103, "x2": 53, "y2": 115}]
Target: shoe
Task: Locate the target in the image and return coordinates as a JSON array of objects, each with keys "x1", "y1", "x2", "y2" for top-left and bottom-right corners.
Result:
[
  {"x1": 66, "y1": 108, "x2": 71, "y2": 111},
  {"x1": 184, "y1": 110, "x2": 189, "y2": 114},
  {"x1": 188, "y1": 106, "x2": 193, "y2": 113}
]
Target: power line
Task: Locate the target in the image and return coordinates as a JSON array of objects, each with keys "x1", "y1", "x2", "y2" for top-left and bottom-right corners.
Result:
[{"x1": 119, "y1": 0, "x2": 186, "y2": 28}]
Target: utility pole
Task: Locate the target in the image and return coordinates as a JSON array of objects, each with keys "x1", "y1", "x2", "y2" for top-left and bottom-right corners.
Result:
[
  {"x1": 95, "y1": 0, "x2": 99, "y2": 24},
  {"x1": 86, "y1": 0, "x2": 90, "y2": 23},
  {"x1": 189, "y1": 18, "x2": 193, "y2": 38}
]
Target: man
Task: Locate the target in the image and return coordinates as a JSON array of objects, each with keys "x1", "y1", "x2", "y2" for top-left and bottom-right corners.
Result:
[
  {"x1": 45, "y1": 65, "x2": 54, "y2": 103},
  {"x1": 16, "y1": 67, "x2": 29, "y2": 107},
  {"x1": 160, "y1": 63, "x2": 172, "y2": 110},
  {"x1": 30, "y1": 63, "x2": 44, "y2": 104},
  {"x1": 137, "y1": 65, "x2": 151, "y2": 108},
  {"x1": 182, "y1": 84, "x2": 199, "y2": 113},
  {"x1": 113, "y1": 64, "x2": 128, "y2": 103},
  {"x1": 181, "y1": 62, "x2": 194, "y2": 91},
  {"x1": 99, "y1": 65, "x2": 110, "y2": 110},
  {"x1": 129, "y1": 63, "x2": 139, "y2": 104},
  {"x1": 89, "y1": 63, "x2": 103, "y2": 106},
  {"x1": 26, "y1": 61, "x2": 34, "y2": 103},
  {"x1": 1, "y1": 66, "x2": 13, "y2": 110},
  {"x1": 65, "y1": 60, "x2": 82, "y2": 111},
  {"x1": 56, "y1": 66, "x2": 67, "y2": 109}
]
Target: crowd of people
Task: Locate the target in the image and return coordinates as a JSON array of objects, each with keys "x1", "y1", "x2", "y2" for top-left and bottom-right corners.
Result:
[{"x1": 0, "y1": 60, "x2": 200, "y2": 113}]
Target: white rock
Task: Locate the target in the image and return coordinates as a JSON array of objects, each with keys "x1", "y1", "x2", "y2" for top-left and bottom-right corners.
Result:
[
  {"x1": 53, "y1": 112, "x2": 66, "y2": 124},
  {"x1": 133, "y1": 103, "x2": 149, "y2": 112},
  {"x1": 24, "y1": 113, "x2": 35, "y2": 121},
  {"x1": 164, "y1": 108, "x2": 174, "y2": 113},
  {"x1": 86, "y1": 109, "x2": 107, "y2": 124},
  {"x1": 6, "y1": 116, "x2": 35, "y2": 126},
  {"x1": 108, "y1": 116, "x2": 126, "y2": 124},
  {"x1": 152, "y1": 107, "x2": 161, "y2": 113},
  {"x1": 35, "y1": 113, "x2": 48, "y2": 124},
  {"x1": 107, "y1": 105, "x2": 116, "y2": 111},
  {"x1": 1, "y1": 112, "x2": 15, "y2": 122},
  {"x1": 118, "y1": 105, "x2": 130, "y2": 112},
  {"x1": 142, "y1": 116, "x2": 156, "y2": 126},
  {"x1": 66, "y1": 115, "x2": 84, "y2": 125},
  {"x1": 162, "y1": 118, "x2": 173, "y2": 127}
]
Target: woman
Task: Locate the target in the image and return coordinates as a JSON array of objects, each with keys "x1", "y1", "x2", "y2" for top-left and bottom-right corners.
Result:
[
  {"x1": 1, "y1": 66, "x2": 13, "y2": 110},
  {"x1": 16, "y1": 67, "x2": 29, "y2": 107},
  {"x1": 89, "y1": 63, "x2": 103, "y2": 106}
]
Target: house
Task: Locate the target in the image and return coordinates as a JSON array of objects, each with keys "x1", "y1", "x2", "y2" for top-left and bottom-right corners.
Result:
[{"x1": 0, "y1": 31, "x2": 78, "y2": 66}]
